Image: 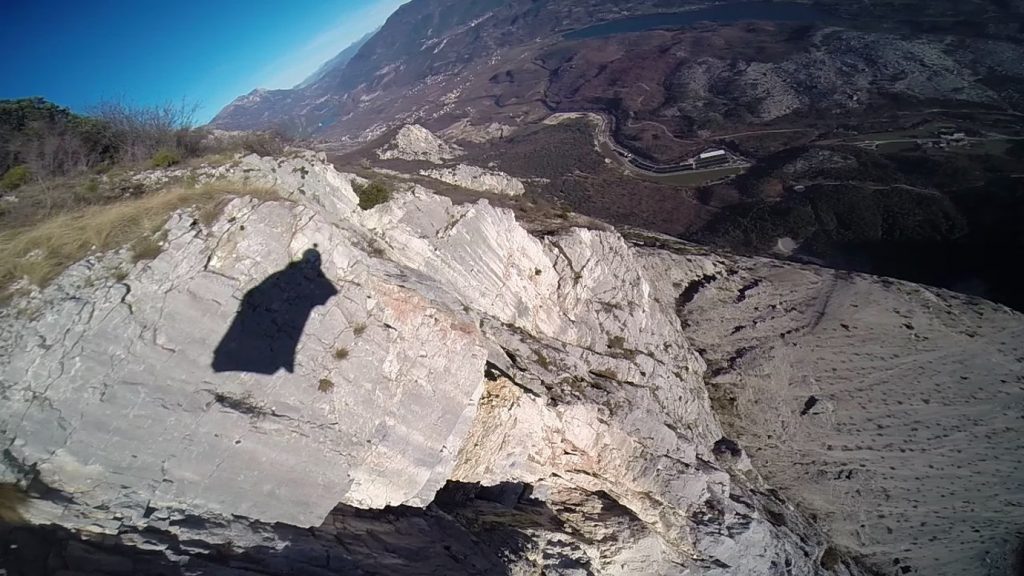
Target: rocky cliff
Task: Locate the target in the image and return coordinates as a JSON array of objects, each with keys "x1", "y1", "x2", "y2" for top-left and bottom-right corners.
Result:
[{"x1": 0, "y1": 153, "x2": 1021, "y2": 575}]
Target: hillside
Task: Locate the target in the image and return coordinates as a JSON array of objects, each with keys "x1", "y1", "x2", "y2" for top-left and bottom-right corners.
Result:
[
  {"x1": 209, "y1": 0, "x2": 1024, "y2": 315},
  {"x1": 210, "y1": 0, "x2": 1024, "y2": 151},
  {"x1": 294, "y1": 29, "x2": 378, "y2": 90}
]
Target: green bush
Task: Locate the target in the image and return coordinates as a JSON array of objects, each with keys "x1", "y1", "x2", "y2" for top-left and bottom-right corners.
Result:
[
  {"x1": 0, "y1": 165, "x2": 30, "y2": 191},
  {"x1": 82, "y1": 178, "x2": 100, "y2": 195},
  {"x1": 150, "y1": 149, "x2": 181, "y2": 168},
  {"x1": 354, "y1": 180, "x2": 391, "y2": 210}
]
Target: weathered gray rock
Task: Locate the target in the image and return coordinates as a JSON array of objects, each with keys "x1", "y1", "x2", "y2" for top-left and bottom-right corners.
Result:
[
  {"x1": 421, "y1": 164, "x2": 526, "y2": 196},
  {"x1": 129, "y1": 162, "x2": 237, "y2": 190},
  {"x1": 636, "y1": 231, "x2": 1024, "y2": 576},
  {"x1": 0, "y1": 200, "x2": 485, "y2": 529},
  {"x1": 441, "y1": 119, "x2": 515, "y2": 143},
  {"x1": 8, "y1": 152, "x2": 1015, "y2": 575},
  {"x1": 376, "y1": 124, "x2": 463, "y2": 164}
]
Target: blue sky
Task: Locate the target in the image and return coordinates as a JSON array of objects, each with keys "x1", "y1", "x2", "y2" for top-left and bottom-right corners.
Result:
[{"x1": 0, "y1": 0, "x2": 406, "y2": 123}]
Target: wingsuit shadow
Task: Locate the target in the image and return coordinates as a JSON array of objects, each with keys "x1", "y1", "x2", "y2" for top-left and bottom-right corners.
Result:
[{"x1": 212, "y1": 248, "x2": 337, "y2": 375}]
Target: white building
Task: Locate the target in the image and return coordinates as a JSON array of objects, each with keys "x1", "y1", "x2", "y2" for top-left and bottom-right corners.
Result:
[{"x1": 698, "y1": 149, "x2": 728, "y2": 160}]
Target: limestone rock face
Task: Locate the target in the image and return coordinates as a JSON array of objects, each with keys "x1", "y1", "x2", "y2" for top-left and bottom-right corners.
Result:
[
  {"x1": 7, "y1": 153, "x2": 1015, "y2": 575},
  {"x1": 637, "y1": 232, "x2": 1024, "y2": 576},
  {"x1": 376, "y1": 124, "x2": 463, "y2": 164},
  {"x1": 421, "y1": 163, "x2": 526, "y2": 196},
  {"x1": 124, "y1": 150, "x2": 365, "y2": 207},
  {"x1": 441, "y1": 119, "x2": 516, "y2": 143},
  {"x1": 0, "y1": 192, "x2": 484, "y2": 529}
]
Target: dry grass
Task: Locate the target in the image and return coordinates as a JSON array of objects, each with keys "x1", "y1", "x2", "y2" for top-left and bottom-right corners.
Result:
[
  {"x1": 352, "y1": 322, "x2": 368, "y2": 337},
  {"x1": 0, "y1": 484, "x2": 27, "y2": 524},
  {"x1": 130, "y1": 231, "x2": 168, "y2": 263},
  {"x1": 334, "y1": 347, "x2": 350, "y2": 360},
  {"x1": 0, "y1": 182, "x2": 279, "y2": 292}
]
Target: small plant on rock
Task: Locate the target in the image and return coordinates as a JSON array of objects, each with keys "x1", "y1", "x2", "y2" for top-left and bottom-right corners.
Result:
[
  {"x1": 0, "y1": 165, "x2": 30, "y2": 191},
  {"x1": 606, "y1": 335, "x2": 638, "y2": 360},
  {"x1": 334, "y1": 347, "x2": 350, "y2": 360},
  {"x1": 82, "y1": 178, "x2": 100, "y2": 196},
  {"x1": 533, "y1": 348, "x2": 551, "y2": 370},
  {"x1": 318, "y1": 378, "x2": 335, "y2": 394},
  {"x1": 130, "y1": 233, "x2": 165, "y2": 263},
  {"x1": 354, "y1": 180, "x2": 391, "y2": 210},
  {"x1": 150, "y1": 148, "x2": 182, "y2": 168}
]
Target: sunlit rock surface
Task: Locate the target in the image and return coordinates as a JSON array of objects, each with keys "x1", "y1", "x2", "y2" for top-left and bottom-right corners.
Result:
[
  {"x1": 2, "y1": 153, "x2": 1018, "y2": 575},
  {"x1": 376, "y1": 124, "x2": 463, "y2": 164},
  {"x1": 421, "y1": 164, "x2": 526, "y2": 196}
]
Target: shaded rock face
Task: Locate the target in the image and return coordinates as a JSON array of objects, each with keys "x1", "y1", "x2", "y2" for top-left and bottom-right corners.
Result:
[
  {"x1": 421, "y1": 163, "x2": 526, "y2": 196},
  {"x1": 0, "y1": 153, "x2": 1017, "y2": 575},
  {"x1": 0, "y1": 482, "x2": 578, "y2": 576},
  {"x1": 377, "y1": 124, "x2": 463, "y2": 164}
]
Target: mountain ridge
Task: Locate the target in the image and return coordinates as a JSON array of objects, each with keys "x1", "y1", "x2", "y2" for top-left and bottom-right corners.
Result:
[
  {"x1": 294, "y1": 28, "x2": 379, "y2": 90},
  {"x1": 209, "y1": 0, "x2": 1024, "y2": 147}
]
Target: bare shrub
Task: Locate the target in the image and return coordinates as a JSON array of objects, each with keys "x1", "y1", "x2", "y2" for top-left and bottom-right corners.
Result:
[
  {"x1": 239, "y1": 131, "x2": 291, "y2": 157},
  {"x1": 174, "y1": 127, "x2": 210, "y2": 158},
  {"x1": 92, "y1": 100, "x2": 198, "y2": 165}
]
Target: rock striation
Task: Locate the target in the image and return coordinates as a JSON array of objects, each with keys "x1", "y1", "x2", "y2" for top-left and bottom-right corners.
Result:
[
  {"x1": 421, "y1": 163, "x2": 526, "y2": 196},
  {"x1": 1, "y1": 152, "x2": 1019, "y2": 575},
  {"x1": 376, "y1": 124, "x2": 463, "y2": 164}
]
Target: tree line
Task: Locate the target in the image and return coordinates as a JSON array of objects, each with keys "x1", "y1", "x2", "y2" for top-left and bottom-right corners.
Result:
[{"x1": 0, "y1": 98, "x2": 289, "y2": 192}]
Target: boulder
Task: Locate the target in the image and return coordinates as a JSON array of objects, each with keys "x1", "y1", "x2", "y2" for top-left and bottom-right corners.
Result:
[
  {"x1": 421, "y1": 164, "x2": 526, "y2": 196},
  {"x1": 377, "y1": 124, "x2": 463, "y2": 164}
]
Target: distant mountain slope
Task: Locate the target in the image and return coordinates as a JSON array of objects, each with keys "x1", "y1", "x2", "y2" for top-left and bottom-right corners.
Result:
[
  {"x1": 211, "y1": 28, "x2": 382, "y2": 134},
  {"x1": 208, "y1": 0, "x2": 724, "y2": 137},
  {"x1": 294, "y1": 29, "x2": 378, "y2": 90},
  {"x1": 210, "y1": 0, "x2": 1024, "y2": 152}
]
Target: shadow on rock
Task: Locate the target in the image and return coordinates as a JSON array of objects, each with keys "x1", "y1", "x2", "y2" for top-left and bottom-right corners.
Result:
[
  {"x1": 0, "y1": 482, "x2": 574, "y2": 576},
  {"x1": 212, "y1": 248, "x2": 338, "y2": 375}
]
